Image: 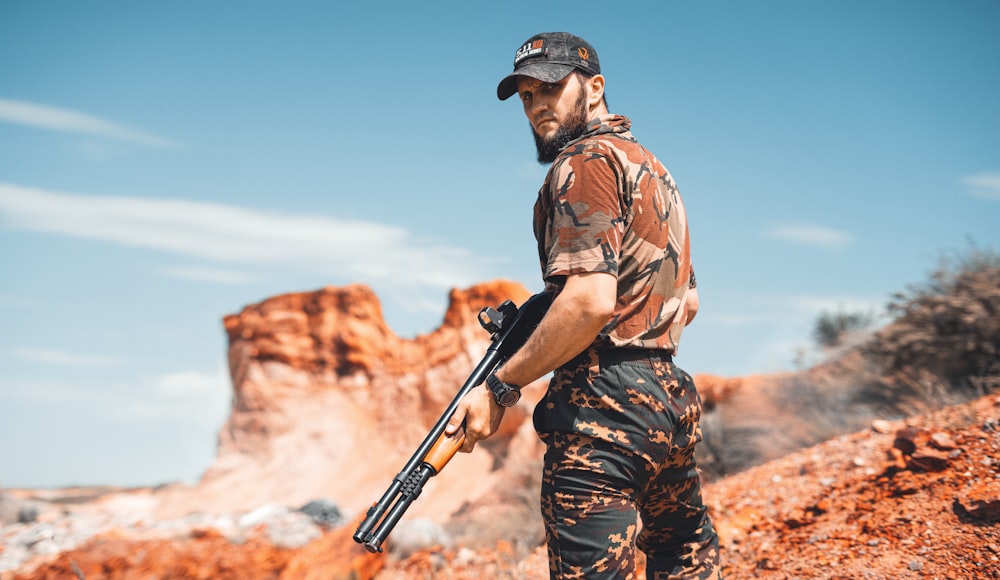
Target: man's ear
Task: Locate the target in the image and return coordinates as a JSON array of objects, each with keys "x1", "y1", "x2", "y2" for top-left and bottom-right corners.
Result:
[{"x1": 586, "y1": 74, "x2": 606, "y2": 110}]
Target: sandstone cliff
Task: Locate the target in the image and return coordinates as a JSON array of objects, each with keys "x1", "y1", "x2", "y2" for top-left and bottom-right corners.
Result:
[{"x1": 160, "y1": 281, "x2": 544, "y2": 523}]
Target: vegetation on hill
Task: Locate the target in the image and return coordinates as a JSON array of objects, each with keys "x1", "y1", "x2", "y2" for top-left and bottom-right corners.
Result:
[
  {"x1": 699, "y1": 245, "x2": 1000, "y2": 479},
  {"x1": 866, "y1": 245, "x2": 1000, "y2": 403}
]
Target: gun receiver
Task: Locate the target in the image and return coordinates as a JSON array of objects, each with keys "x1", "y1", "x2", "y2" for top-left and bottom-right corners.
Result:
[{"x1": 352, "y1": 291, "x2": 552, "y2": 553}]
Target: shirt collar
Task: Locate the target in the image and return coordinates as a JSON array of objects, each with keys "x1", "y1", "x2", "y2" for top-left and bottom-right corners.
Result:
[{"x1": 564, "y1": 114, "x2": 632, "y2": 149}]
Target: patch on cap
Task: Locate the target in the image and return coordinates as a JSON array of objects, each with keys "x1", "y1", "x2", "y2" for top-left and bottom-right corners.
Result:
[{"x1": 514, "y1": 39, "x2": 546, "y2": 65}]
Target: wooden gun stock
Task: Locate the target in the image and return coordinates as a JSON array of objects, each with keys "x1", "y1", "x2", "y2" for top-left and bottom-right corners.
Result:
[
  {"x1": 352, "y1": 291, "x2": 552, "y2": 553},
  {"x1": 422, "y1": 430, "x2": 466, "y2": 474}
]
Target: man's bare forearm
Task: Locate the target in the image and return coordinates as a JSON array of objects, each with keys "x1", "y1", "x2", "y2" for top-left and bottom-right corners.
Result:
[{"x1": 494, "y1": 271, "x2": 616, "y2": 387}]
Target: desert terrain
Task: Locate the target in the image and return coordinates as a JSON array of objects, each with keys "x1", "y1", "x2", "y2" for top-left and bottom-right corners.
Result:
[{"x1": 2, "y1": 258, "x2": 997, "y2": 579}]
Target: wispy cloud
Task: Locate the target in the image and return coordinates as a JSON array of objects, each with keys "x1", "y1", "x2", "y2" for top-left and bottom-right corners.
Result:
[
  {"x1": 783, "y1": 294, "x2": 885, "y2": 317},
  {"x1": 110, "y1": 368, "x2": 230, "y2": 425},
  {"x1": 763, "y1": 224, "x2": 853, "y2": 250},
  {"x1": 7, "y1": 347, "x2": 121, "y2": 367},
  {"x1": 0, "y1": 182, "x2": 487, "y2": 292},
  {"x1": 158, "y1": 266, "x2": 258, "y2": 285},
  {"x1": 0, "y1": 376, "x2": 97, "y2": 403},
  {"x1": 962, "y1": 172, "x2": 1000, "y2": 201},
  {"x1": 692, "y1": 291, "x2": 887, "y2": 375},
  {"x1": 0, "y1": 368, "x2": 229, "y2": 427},
  {"x1": 0, "y1": 98, "x2": 178, "y2": 148},
  {"x1": 704, "y1": 293, "x2": 885, "y2": 329}
]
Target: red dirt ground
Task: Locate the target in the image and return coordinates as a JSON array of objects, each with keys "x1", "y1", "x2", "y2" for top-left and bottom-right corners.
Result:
[{"x1": 12, "y1": 394, "x2": 998, "y2": 580}]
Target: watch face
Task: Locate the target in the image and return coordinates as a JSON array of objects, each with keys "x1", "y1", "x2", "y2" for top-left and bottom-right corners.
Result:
[{"x1": 498, "y1": 388, "x2": 520, "y2": 407}]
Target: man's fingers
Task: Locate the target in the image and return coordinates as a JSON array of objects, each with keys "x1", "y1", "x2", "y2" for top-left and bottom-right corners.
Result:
[
  {"x1": 444, "y1": 386, "x2": 495, "y2": 453},
  {"x1": 445, "y1": 402, "x2": 467, "y2": 436},
  {"x1": 460, "y1": 416, "x2": 480, "y2": 453}
]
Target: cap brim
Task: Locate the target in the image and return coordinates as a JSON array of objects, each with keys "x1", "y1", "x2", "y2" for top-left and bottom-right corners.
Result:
[{"x1": 496, "y1": 62, "x2": 577, "y2": 101}]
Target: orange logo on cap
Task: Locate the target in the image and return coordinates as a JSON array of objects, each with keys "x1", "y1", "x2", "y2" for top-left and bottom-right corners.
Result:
[
  {"x1": 533, "y1": 40, "x2": 544, "y2": 49},
  {"x1": 578, "y1": 47, "x2": 589, "y2": 60}
]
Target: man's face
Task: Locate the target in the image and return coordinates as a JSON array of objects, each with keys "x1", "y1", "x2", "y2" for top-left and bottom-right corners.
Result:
[{"x1": 517, "y1": 73, "x2": 590, "y2": 164}]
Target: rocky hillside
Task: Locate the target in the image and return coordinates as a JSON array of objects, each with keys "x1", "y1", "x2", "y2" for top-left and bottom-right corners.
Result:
[
  {"x1": 156, "y1": 280, "x2": 545, "y2": 524},
  {"x1": 2, "y1": 267, "x2": 998, "y2": 579}
]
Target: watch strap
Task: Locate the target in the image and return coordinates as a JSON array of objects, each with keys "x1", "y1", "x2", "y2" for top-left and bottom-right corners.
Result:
[{"x1": 486, "y1": 373, "x2": 521, "y2": 406}]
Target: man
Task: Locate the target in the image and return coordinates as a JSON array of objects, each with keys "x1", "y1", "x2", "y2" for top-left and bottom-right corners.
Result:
[{"x1": 446, "y1": 32, "x2": 720, "y2": 578}]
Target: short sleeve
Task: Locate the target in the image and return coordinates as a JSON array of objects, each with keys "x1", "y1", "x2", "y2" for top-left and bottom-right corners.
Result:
[{"x1": 541, "y1": 149, "x2": 624, "y2": 282}]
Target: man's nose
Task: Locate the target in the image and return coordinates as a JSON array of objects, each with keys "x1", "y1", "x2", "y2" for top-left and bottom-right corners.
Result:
[{"x1": 529, "y1": 96, "x2": 549, "y2": 116}]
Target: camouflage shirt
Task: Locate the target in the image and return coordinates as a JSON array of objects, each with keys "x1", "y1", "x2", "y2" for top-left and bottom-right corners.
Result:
[{"x1": 533, "y1": 114, "x2": 696, "y2": 353}]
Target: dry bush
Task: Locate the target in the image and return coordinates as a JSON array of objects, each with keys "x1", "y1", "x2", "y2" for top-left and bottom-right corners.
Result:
[
  {"x1": 864, "y1": 245, "x2": 1000, "y2": 408},
  {"x1": 699, "y1": 245, "x2": 1000, "y2": 479},
  {"x1": 813, "y1": 309, "x2": 875, "y2": 349}
]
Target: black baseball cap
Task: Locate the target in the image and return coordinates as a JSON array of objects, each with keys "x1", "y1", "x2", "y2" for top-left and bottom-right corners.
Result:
[{"x1": 496, "y1": 32, "x2": 601, "y2": 101}]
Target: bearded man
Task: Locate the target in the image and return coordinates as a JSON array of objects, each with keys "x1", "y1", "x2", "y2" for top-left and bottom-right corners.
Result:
[{"x1": 447, "y1": 32, "x2": 721, "y2": 579}]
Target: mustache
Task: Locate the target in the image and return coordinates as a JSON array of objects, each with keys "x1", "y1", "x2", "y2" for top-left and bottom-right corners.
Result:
[{"x1": 534, "y1": 114, "x2": 557, "y2": 126}]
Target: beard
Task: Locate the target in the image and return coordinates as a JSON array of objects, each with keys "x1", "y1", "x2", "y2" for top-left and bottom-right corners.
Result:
[{"x1": 532, "y1": 87, "x2": 589, "y2": 164}]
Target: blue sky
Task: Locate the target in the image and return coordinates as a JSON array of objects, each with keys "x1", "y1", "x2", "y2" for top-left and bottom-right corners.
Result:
[{"x1": 1, "y1": 1, "x2": 997, "y2": 488}]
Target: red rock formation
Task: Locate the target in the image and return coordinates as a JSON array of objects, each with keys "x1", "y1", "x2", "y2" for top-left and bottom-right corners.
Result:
[{"x1": 156, "y1": 280, "x2": 540, "y2": 523}]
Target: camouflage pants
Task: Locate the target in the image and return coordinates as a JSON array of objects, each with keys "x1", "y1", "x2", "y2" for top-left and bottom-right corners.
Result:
[{"x1": 533, "y1": 347, "x2": 720, "y2": 579}]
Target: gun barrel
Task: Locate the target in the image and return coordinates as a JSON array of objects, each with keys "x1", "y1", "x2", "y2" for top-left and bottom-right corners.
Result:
[
  {"x1": 363, "y1": 464, "x2": 435, "y2": 552},
  {"x1": 352, "y1": 351, "x2": 501, "y2": 548},
  {"x1": 351, "y1": 477, "x2": 403, "y2": 544}
]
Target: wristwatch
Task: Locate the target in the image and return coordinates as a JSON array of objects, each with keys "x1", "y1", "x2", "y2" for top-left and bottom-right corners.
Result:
[{"x1": 486, "y1": 373, "x2": 521, "y2": 407}]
